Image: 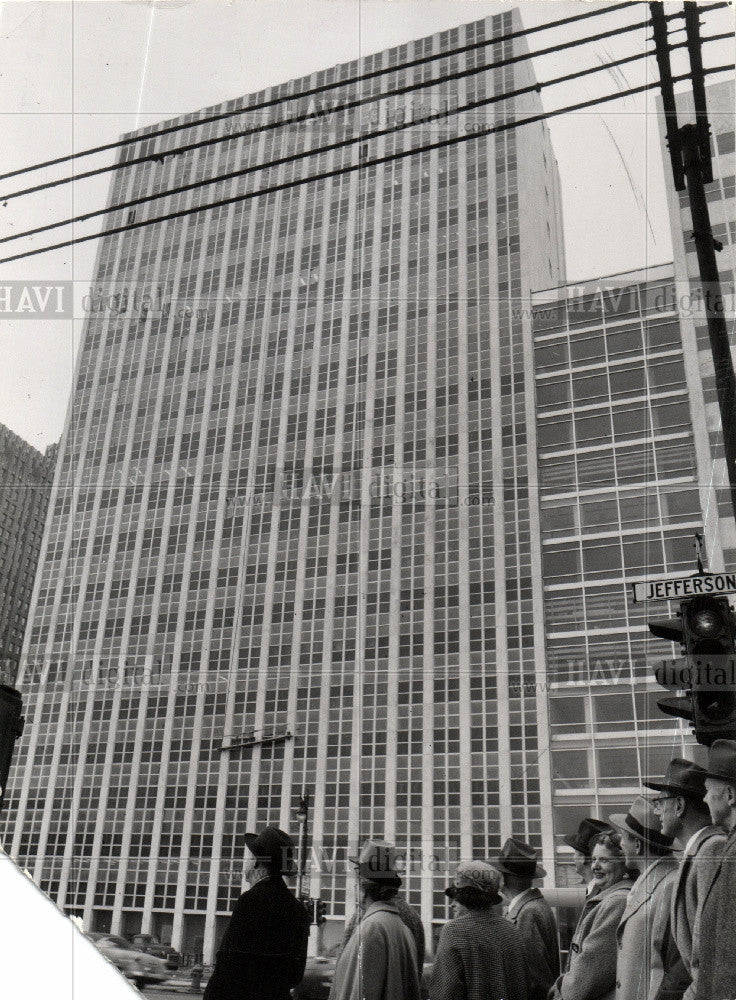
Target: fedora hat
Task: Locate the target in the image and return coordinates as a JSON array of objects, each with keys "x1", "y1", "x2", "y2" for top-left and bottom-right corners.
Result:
[
  {"x1": 489, "y1": 838, "x2": 546, "y2": 879},
  {"x1": 644, "y1": 757, "x2": 708, "y2": 801},
  {"x1": 243, "y1": 826, "x2": 297, "y2": 875},
  {"x1": 349, "y1": 840, "x2": 402, "y2": 887},
  {"x1": 445, "y1": 861, "x2": 502, "y2": 904},
  {"x1": 609, "y1": 796, "x2": 674, "y2": 853},
  {"x1": 700, "y1": 739, "x2": 736, "y2": 786},
  {"x1": 563, "y1": 818, "x2": 613, "y2": 857}
]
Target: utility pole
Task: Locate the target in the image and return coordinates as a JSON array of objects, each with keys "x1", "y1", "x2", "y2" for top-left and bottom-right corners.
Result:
[{"x1": 650, "y1": 2, "x2": 736, "y2": 521}]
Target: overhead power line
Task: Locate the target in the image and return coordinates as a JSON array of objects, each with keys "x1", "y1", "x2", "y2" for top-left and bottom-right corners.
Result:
[
  {"x1": 4, "y1": 33, "x2": 731, "y2": 250},
  {"x1": 0, "y1": 11, "x2": 664, "y2": 205},
  {"x1": 2, "y1": 63, "x2": 732, "y2": 267},
  {"x1": 0, "y1": 1, "x2": 641, "y2": 186}
]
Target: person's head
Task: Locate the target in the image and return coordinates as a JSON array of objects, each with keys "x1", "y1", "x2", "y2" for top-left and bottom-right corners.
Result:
[
  {"x1": 701, "y1": 741, "x2": 736, "y2": 832},
  {"x1": 349, "y1": 840, "x2": 403, "y2": 906},
  {"x1": 242, "y1": 826, "x2": 297, "y2": 883},
  {"x1": 704, "y1": 777, "x2": 736, "y2": 830},
  {"x1": 360, "y1": 878, "x2": 400, "y2": 908},
  {"x1": 445, "y1": 861, "x2": 502, "y2": 918},
  {"x1": 644, "y1": 757, "x2": 711, "y2": 840},
  {"x1": 489, "y1": 837, "x2": 546, "y2": 900},
  {"x1": 609, "y1": 797, "x2": 673, "y2": 869},
  {"x1": 589, "y1": 833, "x2": 627, "y2": 891},
  {"x1": 564, "y1": 819, "x2": 613, "y2": 882}
]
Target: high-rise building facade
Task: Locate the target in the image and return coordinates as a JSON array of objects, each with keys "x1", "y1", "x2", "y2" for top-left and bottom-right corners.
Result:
[
  {"x1": 2, "y1": 12, "x2": 565, "y2": 956},
  {"x1": 531, "y1": 264, "x2": 725, "y2": 882},
  {"x1": 0, "y1": 425, "x2": 56, "y2": 683},
  {"x1": 663, "y1": 80, "x2": 736, "y2": 566}
]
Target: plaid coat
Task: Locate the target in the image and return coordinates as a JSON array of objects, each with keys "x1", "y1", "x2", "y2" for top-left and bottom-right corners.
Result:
[{"x1": 429, "y1": 909, "x2": 529, "y2": 1000}]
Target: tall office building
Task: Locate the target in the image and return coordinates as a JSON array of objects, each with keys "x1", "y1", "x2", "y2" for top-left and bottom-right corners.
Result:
[
  {"x1": 0, "y1": 425, "x2": 56, "y2": 683},
  {"x1": 2, "y1": 11, "x2": 565, "y2": 956}
]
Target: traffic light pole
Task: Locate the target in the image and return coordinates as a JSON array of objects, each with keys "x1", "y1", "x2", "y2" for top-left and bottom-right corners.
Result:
[{"x1": 679, "y1": 122, "x2": 736, "y2": 521}]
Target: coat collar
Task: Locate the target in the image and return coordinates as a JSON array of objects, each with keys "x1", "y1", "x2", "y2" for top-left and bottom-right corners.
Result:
[
  {"x1": 684, "y1": 824, "x2": 726, "y2": 856},
  {"x1": 582, "y1": 877, "x2": 632, "y2": 909},
  {"x1": 362, "y1": 900, "x2": 400, "y2": 920},
  {"x1": 620, "y1": 857, "x2": 677, "y2": 920},
  {"x1": 507, "y1": 886, "x2": 543, "y2": 919}
]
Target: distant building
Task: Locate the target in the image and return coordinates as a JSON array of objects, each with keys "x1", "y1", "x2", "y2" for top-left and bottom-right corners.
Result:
[
  {"x1": 531, "y1": 263, "x2": 726, "y2": 882},
  {"x1": 661, "y1": 79, "x2": 736, "y2": 566},
  {"x1": 0, "y1": 426, "x2": 56, "y2": 683}
]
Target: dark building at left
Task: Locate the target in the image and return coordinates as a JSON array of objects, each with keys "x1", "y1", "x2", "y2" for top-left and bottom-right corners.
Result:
[{"x1": 0, "y1": 425, "x2": 57, "y2": 683}]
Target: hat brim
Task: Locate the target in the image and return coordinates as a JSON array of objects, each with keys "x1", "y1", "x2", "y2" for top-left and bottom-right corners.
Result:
[
  {"x1": 489, "y1": 859, "x2": 547, "y2": 879},
  {"x1": 360, "y1": 871, "x2": 402, "y2": 888},
  {"x1": 698, "y1": 767, "x2": 736, "y2": 786},
  {"x1": 243, "y1": 832, "x2": 298, "y2": 875},
  {"x1": 608, "y1": 814, "x2": 672, "y2": 852},
  {"x1": 562, "y1": 834, "x2": 586, "y2": 854},
  {"x1": 643, "y1": 779, "x2": 705, "y2": 800}
]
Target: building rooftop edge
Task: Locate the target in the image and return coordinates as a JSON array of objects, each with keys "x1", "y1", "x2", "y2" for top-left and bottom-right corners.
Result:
[
  {"x1": 531, "y1": 261, "x2": 676, "y2": 303},
  {"x1": 120, "y1": 7, "x2": 519, "y2": 142}
]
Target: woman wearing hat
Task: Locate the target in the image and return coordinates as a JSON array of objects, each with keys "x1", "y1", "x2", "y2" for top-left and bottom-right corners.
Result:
[
  {"x1": 609, "y1": 797, "x2": 677, "y2": 1000},
  {"x1": 550, "y1": 832, "x2": 634, "y2": 1000},
  {"x1": 330, "y1": 842, "x2": 421, "y2": 1000},
  {"x1": 429, "y1": 861, "x2": 529, "y2": 1000}
]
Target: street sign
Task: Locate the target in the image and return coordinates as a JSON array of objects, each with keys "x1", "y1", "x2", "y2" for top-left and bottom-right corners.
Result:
[{"x1": 632, "y1": 572, "x2": 736, "y2": 603}]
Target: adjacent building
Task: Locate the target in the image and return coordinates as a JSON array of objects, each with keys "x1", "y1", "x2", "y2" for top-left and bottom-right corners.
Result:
[
  {"x1": 2, "y1": 11, "x2": 566, "y2": 956},
  {"x1": 0, "y1": 425, "x2": 56, "y2": 684}
]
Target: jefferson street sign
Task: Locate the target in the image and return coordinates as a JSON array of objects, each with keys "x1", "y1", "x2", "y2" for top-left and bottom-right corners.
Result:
[{"x1": 632, "y1": 572, "x2": 736, "y2": 603}]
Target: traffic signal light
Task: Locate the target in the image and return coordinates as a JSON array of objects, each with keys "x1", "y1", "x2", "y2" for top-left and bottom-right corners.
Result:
[
  {"x1": 315, "y1": 899, "x2": 327, "y2": 925},
  {"x1": 648, "y1": 607, "x2": 695, "y2": 725},
  {"x1": 683, "y1": 596, "x2": 736, "y2": 744},
  {"x1": 0, "y1": 685, "x2": 24, "y2": 811},
  {"x1": 649, "y1": 597, "x2": 736, "y2": 744}
]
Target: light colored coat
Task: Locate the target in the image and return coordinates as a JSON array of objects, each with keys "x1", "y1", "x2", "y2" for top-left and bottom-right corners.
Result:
[
  {"x1": 692, "y1": 827, "x2": 736, "y2": 1000},
  {"x1": 329, "y1": 900, "x2": 421, "y2": 1000},
  {"x1": 506, "y1": 887, "x2": 560, "y2": 1000},
  {"x1": 550, "y1": 878, "x2": 633, "y2": 1000},
  {"x1": 615, "y1": 856, "x2": 678, "y2": 1000},
  {"x1": 669, "y1": 825, "x2": 725, "y2": 1000}
]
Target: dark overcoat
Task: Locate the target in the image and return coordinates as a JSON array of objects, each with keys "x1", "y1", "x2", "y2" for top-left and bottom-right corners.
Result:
[
  {"x1": 693, "y1": 827, "x2": 736, "y2": 1000},
  {"x1": 506, "y1": 886, "x2": 560, "y2": 1000},
  {"x1": 203, "y1": 874, "x2": 310, "y2": 1000}
]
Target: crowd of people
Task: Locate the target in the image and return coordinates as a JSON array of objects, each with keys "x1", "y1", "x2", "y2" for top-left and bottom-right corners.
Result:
[{"x1": 201, "y1": 738, "x2": 736, "y2": 1000}]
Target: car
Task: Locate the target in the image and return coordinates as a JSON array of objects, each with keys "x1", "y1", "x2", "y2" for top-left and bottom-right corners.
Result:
[
  {"x1": 86, "y1": 932, "x2": 170, "y2": 990},
  {"x1": 130, "y1": 933, "x2": 182, "y2": 970},
  {"x1": 292, "y1": 951, "x2": 432, "y2": 999}
]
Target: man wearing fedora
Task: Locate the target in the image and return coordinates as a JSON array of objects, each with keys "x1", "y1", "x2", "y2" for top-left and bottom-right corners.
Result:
[
  {"x1": 489, "y1": 838, "x2": 559, "y2": 1000},
  {"x1": 644, "y1": 757, "x2": 725, "y2": 1000},
  {"x1": 564, "y1": 818, "x2": 614, "y2": 896},
  {"x1": 203, "y1": 826, "x2": 310, "y2": 1000},
  {"x1": 336, "y1": 840, "x2": 425, "y2": 973},
  {"x1": 430, "y1": 861, "x2": 529, "y2": 1000},
  {"x1": 330, "y1": 841, "x2": 421, "y2": 1000},
  {"x1": 609, "y1": 797, "x2": 677, "y2": 1000},
  {"x1": 691, "y1": 739, "x2": 736, "y2": 1000}
]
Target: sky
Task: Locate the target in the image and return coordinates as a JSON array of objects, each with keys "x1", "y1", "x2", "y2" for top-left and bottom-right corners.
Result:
[{"x1": 0, "y1": 0, "x2": 733, "y2": 450}]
